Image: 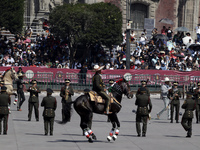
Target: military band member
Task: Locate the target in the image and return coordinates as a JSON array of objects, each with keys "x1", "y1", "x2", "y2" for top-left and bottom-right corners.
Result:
[
  {"x1": 194, "y1": 82, "x2": 200, "y2": 123},
  {"x1": 181, "y1": 91, "x2": 196, "y2": 138},
  {"x1": 60, "y1": 79, "x2": 74, "y2": 122},
  {"x1": 27, "y1": 80, "x2": 41, "y2": 121},
  {"x1": 92, "y1": 65, "x2": 111, "y2": 114},
  {"x1": 0, "y1": 86, "x2": 10, "y2": 135},
  {"x1": 168, "y1": 82, "x2": 181, "y2": 123},
  {"x1": 135, "y1": 87, "x2": 152, "y2": 137},
  {"x1": 16, "y1": 73, "x2": 28, "y2": 111},
  {"x1": 41, "y1": 88, "x2": 57, "y2": 136}
]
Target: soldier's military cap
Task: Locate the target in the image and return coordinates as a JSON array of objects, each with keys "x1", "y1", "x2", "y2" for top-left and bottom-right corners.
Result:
[
  {"x1": 31, "y1": 80, "x2": 37, "y2": 84},
  {"x1": 109, "y1": 79, "x2": 115, "y2": 84},
  {"x1": 141, "y1": 80, "x2": 147, "y2": 85},
  {"x1": 173, "y1": 82, "x2": 179, "y2": 86},
  {"x1": 46, "y1": 88, "x2": 53, "y2": 94},
  {"x1": 0, "y1": 80, "x2": 4, "y2": 84},
  {"x1": 1, "y1": 86, "x2": 7, "y2": 91},
  {"x1": 65, "y1": 79, "x2": 71, "y2": 83},
  {"x1": 197, "y1": 82, "x2": 200, "y2": 86}
]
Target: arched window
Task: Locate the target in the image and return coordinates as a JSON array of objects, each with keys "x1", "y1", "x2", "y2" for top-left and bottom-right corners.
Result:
[{"x1": 131, "y1": 3, "x2": 148, "y2": 29}]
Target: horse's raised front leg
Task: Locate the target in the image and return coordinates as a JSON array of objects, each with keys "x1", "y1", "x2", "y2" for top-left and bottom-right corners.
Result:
[{"x1": 107, "y1": 113, "x2": 120, "y2": 142}]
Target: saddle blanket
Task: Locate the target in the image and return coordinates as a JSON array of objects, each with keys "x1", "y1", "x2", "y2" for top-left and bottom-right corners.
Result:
[{"x1": 88, "y1": 91, "x2": 120, "y2": 106}]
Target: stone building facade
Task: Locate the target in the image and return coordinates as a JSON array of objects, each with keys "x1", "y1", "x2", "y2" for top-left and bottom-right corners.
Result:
[{"x1": 25, "y1": 0, "x2": 200, "y2": 39}]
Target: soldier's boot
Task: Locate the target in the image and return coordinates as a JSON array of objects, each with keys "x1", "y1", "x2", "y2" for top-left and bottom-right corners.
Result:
[
  {"x1": 186, "y1": 128, "x2": 192, "y2": 138},
  {"x1": 142, "y1": 132, "x2": 146, "y2": 137}
]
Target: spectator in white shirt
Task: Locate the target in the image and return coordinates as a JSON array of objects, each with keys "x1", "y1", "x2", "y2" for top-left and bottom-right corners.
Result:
[{"x1": 7, "y1": 55, "x2": 15, "y2": 63}]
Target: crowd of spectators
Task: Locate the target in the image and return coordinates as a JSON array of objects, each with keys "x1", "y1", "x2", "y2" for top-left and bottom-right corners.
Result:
[{"x1": 0, "y1": 24, "x2": 200, "y2": 71}]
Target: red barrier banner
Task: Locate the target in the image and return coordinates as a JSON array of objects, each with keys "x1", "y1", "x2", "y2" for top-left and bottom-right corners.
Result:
[{"x1": 0, "y1": 67, "x2": 199, "y2": 84}]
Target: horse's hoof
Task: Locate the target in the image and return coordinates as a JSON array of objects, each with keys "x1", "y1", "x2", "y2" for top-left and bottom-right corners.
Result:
[
  {"x1": 92, "y1": 134, "x2": 97, "y2": 140},
  {"x1": 88, "y1": 138, "x2": 93, "y2": 143},
  {"x1": 107, "y1": 136, "x2": 112, "y2": 142},
  {"x1": 112, "y1": 135, "x2": 117, "y2": 141}
]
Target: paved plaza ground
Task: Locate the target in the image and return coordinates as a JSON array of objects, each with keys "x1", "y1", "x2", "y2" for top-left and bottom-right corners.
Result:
[{"x1": 0, "y1": 92, "x2": 200, "y2": 150}]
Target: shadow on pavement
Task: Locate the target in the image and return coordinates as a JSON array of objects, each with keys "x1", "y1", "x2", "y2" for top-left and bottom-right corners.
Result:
[
  {"x1": 62, "y1": 133, "x2": 83, "y2": 136},
  {"x1": 25, "y1": 133, "x2": 45, "y2": 136},
  {"x1": 164, "y1": 135, "x2": 184, "y2": 138},
  {"x1": 12, "y1": 119, "x2": 29, "y2": 122},
  {"x1": 121, "y1": 120, "x2": 135, "y2": 123},
  {"x1": 47, "y1": 139, "x2": 105, "y2": 143},
  {"x1": 121, "y1": 134, "x2": 138, "y2": 137}
]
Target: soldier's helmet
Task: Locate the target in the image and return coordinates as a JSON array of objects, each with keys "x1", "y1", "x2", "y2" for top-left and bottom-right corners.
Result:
[
  {"x1": 31, "y1": 80, "x2": 37, "y2": 84},
  {"x1": 46, "y1": 88, "x2": 53, "y2": 94},
  {"x1": 65, "y1": 79, "x2": 71, "y2": 83},
  {"x1": 141, "y1": 80, "x2": 147, "y2": 85},
  {"x1": 197, "y1": 82, "x2": 200, "y2": 86}
]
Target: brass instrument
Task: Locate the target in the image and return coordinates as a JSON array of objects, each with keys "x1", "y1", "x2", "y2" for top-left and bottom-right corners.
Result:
[{"x1": 65, "y1": 86, "x2": 69, "y2": 101}]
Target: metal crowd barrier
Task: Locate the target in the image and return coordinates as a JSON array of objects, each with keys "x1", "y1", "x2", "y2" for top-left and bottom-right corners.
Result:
[{"x1": 13, "y1": 73, "x2": 200, "y2": 93}]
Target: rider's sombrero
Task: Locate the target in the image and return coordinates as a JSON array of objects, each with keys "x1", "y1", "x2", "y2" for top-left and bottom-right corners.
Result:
[
  {"x1": 93, "y1": 65, "x2": 104, "y2": 72},
  {"x1": 18, "y1": 73, "x2": 24, "y2": 77}
]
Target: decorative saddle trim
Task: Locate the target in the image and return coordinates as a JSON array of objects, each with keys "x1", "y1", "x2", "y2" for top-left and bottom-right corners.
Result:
[{"x1": 88, "y1": 91, "x2": 121, "y2": 106}]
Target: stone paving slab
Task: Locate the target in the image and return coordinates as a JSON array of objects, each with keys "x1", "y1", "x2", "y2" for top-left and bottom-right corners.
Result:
[{"x1": 0, "y1": 93, "x2": 200, "y2": 150}]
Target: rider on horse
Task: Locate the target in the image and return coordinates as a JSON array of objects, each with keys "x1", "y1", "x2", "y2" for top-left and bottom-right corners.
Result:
[{"x1": 92, "y1": 65, "x2": 111, "y2": 115}]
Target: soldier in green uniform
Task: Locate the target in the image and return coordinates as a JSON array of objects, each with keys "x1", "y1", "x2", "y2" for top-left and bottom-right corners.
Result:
[
  {"x1": 27, "y1": 80, "x2": 41, "y2": 121},
  {"x1": 135, "y1": 86, "x2": 152, "y2": 137},
  {"x1": 181, "y1": 91, "x2": 196, "y2": 138},
  {"x1": 60, "y1": 79, "x2": 74, "y2": 122},
  {"x1": 41, "y1": 88, "x2": 57, "y2": 136},
  {"x1": 194, "y1": 82, "x2": 200, "y2": 123},
  {"x1": 92, "y1": 65, "x2": 111, "y2": 114},
  {"x1": 0, "y1": 86, "x2": 11, "y2": 135},
  {"x1": 136, "y1": 80, "x2": 150, "y2": 97},
  {"x1": 168, "y1": 82, "x2": 181, "y2": 123}
]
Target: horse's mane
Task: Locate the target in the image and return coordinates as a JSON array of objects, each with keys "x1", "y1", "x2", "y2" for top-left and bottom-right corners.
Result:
[{"x1": 2, "y1": 67, "x2": 12, "y2": 79}]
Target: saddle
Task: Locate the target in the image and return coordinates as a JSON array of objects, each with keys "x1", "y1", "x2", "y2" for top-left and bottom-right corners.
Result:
[{"x1": 88, "y1": 91, "x2": 121, "y2": 106}]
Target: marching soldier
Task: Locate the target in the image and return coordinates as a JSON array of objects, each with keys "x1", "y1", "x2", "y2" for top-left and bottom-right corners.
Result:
[
  {"x1": 135, "y1": 86, "x2": 152, "y2": 137},
  {"x1": 168, "y1": 82, "x2": 181, "y2": 123},
  {"x1": 41, "y1": 88, "x2": 57, "y2": 136},
  {"x1": 181, "y1": 91, "x2": 196, "y2": 138},
  {"x1": 0, "y1": 86, "x2": 11, "y2": 135},
  {"x1": 27, "y1": 80, "x2": 41, "y2": 121},
  {"x1": 92, "y1": 65, "x2": 111, "y2": 114},
  {"x1": 136, "y1": 80, "x2": 150, "y2": 97},
  {"x1": 60, "y1": 79, "x2": 74, "y2": 122},
  {"x1": 16, "y1": 73, "x2": 28, "y2": 111},
  {"x1": 194, "y1": 82, "x2": 200, "y2": 123}
]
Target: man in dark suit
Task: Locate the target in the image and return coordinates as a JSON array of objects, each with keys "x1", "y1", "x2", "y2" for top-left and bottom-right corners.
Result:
[
  {"x1": 79, "y1": 63, "x2": 87, "y2": 85},
  {"x1": 0, "y1": 86, "x2": 11, "y2": 135},
  {"x1": 92, "y1": 65, "x2": 110, "y2": 114},
  {"x1": 194, "y1": 82, "x2": 200, "y2": 123},
  {"x1": 27, "y1": 80, "x2": 41, "y2": 121},
  {"x1": 60, "y1": 79, "x2": 74, "y2": 122},
  {"x1": 181, "y1": 91, "x2": 196, "y2": 138},
  {"x1": 41, "y1": 88, "x2": 57, "y2": 136}
]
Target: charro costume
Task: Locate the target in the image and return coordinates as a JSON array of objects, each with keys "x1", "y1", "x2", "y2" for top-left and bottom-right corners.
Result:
[
  {"x1": 181, "y1": 91, "x2": 196, "y2": 138},
  {"x1": 60, "y1": 79, "x2": 74, "y2": 122},
  {"x1": 0, "y1": 86, "x2": 10, "y2": 135},
  {"x1": 135, "y1": 84, "x2": 152, "y2": 137},
  {"x1": 92, "y1": 65, "x2": 111, "y2": 114},
  {"x1": 27, "y1": 80, "x2": 41, "y2": 121},
  {"x1": 41, "y1": 88, "x2": 57, "y2": 136},
  {"x1": 168, "y1": 82, "x2": 181, "y2": 123}
]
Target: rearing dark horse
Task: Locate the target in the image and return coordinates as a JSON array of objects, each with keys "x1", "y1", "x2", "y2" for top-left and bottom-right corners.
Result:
[{"x1": 73, "y1": 78, "x2": 133, "y2": 143}]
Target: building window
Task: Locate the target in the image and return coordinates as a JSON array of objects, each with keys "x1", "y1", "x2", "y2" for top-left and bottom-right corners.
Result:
[
  {"x1": 78, "y1": 0, "x2": 85, "y2": 3},
  {"x1": 131, "y1": 3, "x2": 148, "y2": 29}
]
